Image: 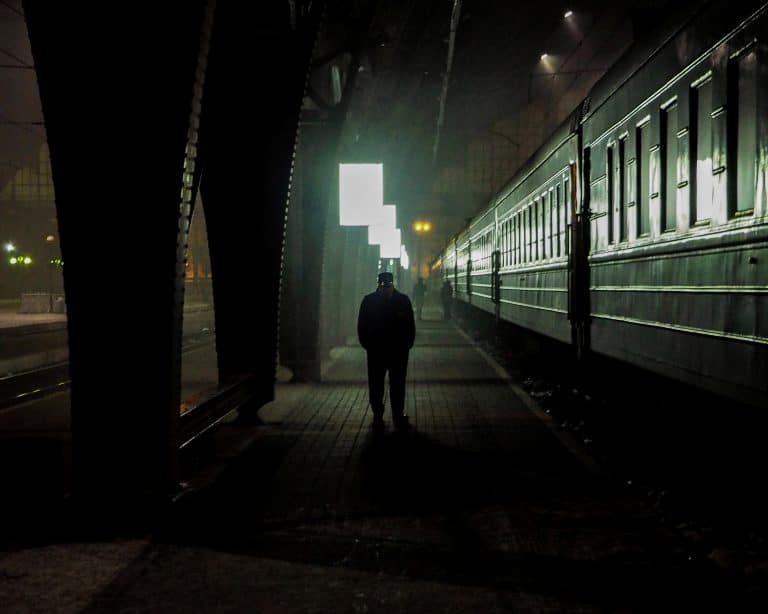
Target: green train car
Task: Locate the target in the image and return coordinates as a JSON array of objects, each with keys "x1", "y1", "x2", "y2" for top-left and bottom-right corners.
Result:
[{"x1": 443, "y1": 0, "x2": 768, "y2": 408}]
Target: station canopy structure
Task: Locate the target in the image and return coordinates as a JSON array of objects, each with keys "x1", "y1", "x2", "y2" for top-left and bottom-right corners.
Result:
[{"x1": 316, "y1": 0, "x2": 704, "y2": 262}]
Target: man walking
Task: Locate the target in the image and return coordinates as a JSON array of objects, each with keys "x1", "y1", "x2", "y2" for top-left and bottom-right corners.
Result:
[{"x1": 357, "y1": 271, "x2": 416, "y2": 431}]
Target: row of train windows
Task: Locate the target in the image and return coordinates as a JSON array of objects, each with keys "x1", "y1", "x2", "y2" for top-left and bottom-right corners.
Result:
[
  {"x1": 503, "y1": 179, "x2": 571, "y2": 267},
  {"x1": 469, "y1": 176, "x2": 572, "y2": 272},
  {"x1": 472, "y1": 231, "x2": 494, "y2": 271},
  {"x1": 602, "y1": 47, "x2": 762, "y2": 244}
]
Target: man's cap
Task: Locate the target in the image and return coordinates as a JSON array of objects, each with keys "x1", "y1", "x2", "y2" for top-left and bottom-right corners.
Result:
[{"x1": 377, "y1": 271, "x2": 394, "y2": 285}]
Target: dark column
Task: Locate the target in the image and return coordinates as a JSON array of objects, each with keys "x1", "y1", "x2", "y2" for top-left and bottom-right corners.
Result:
[
  {"x1": 23, "y1": 2, "x2": 211, "y2": 507},
  {"x1": 199, "y1": 4, "x2": 324, "y2": 412},
  {"x1": 280, "y1": 124, "x2": 334, "y2": 380},
  {"x1": 319, "y1": 218, "x2": 346, "y2": 359}
]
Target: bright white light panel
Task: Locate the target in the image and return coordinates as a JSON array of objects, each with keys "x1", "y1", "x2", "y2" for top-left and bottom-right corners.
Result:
[
  {"x1": 372, "y1": 204, "x2": 396, "y2": 228},
  {"x1": 368, "y1": 225, "x2": 388, "y2": 245},
  {"x1": 400, "y1": 245, "x2": 409, "y2": 269},
  {"x1": 367, "y1": 205, "x2": 397, "y2": 245},
  {"x1": 379, "y1": 228, "x2": 401, "y2": 259},
  {"x1": 339, "y1": 163, "x2": 384, "y2": 226}
]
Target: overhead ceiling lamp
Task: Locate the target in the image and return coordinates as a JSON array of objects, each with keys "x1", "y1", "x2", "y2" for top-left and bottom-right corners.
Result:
[
  {"x1": 564, "y1": 10, "x2": 573, "y2": 18},
  {"x1": 540, "y1": 52, "x2": 549, "y2": 60}
]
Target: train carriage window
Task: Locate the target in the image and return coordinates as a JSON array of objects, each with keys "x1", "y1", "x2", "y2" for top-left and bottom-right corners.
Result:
[
  {"x1": 514, "y1": 216, "x2": 519, "y2": 265},
  {"x1": 636, "y1": 120, "x2": 651, "y2": 236},
  {"x1": 618, "y1": 136, "x2": 628, "y2": 241},
  {"x1": 691, "y1": 76, "x2": 714, "y2": 223},
  {"x1": 607, "y1": 144, "x2": 615, "y2": 243},
  {"x1": 535, "y1": 200, "x2": 539, "y2": 261},
  {"x1": 734, "y1": 49, "x2": 758, "y2": 215},
  {"x1": 511, "y1": 216, "x2": 515, "y2": 265},
  {"x1": 522, "y1": 208, "x2": 527, "y2": 263},
  {"x1": 548, "y1": 190, "x2": 554, "y2": 257},
  {"x1": 563, "y1": 176, "x2": 570, "y2": 255},
  {"x1": 536, "y1": 198, "x2": 541, "y2": 260},
  {"x1": 662, "y1": 103, "x2": 679, "y2": 231},
  {"x1": 554, "y1": 185, "x2": 561, "y2": 257},
  {"x1": 534, "y1": 200, "x2": 539, "y2": 261},
  {"x1": 505, "y1": 220, "x2": 510, "y2": 266},
  {"x1": 500, "y1": 222, "x2": 505, "y2": 267},
  {"x1": 539, "y1": 195, "x2": 547, "y2": 259},
  {"x1": 526, "y1": 206, "x2": 532, "y2": 262},
  {"x1": 538, "y1": 197, "x2": 543, "y2": 260},
  {"x1": 521, "y1": 209, "x2": 526, "y2": 263},
  {"x1": 539, "y1": 196, "x2": 547, "y2": 260},
  {"x1": 509, "y1": 218, "x2": 514, "y2": 265},
  {"x1": 501, "y1": 222, "x2": 505, "y2": 267}
]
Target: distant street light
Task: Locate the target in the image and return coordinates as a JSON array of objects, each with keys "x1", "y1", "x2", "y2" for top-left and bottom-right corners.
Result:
[
  {"x1": 564, "y1": 10, "x2": 573, "y2": 18},
  {"x1": 45, "y1": 234, "x2": 57, "y2": 311},
  {"x1": 412, "y1": 220, "x2": 433, "y2": 278},
  {"x1": 4, "y1": 242, "x2": 15, "y2": 253}
]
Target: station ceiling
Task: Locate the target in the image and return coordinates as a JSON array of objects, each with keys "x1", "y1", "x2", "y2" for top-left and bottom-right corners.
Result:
[
  {"x1": 0, "y1": 0, "x2": 704, "y2": 259},
  {"x1": 328, "y1": 0, "x2": 705, "y2": 252}
]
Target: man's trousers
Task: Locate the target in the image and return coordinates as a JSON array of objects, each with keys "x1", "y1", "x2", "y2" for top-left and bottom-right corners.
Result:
[{"x1": 366, "y1": 350, "x2": 410, "y2": 419}]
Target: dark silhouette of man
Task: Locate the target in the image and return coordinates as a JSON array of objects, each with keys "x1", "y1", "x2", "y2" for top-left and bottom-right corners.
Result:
[
  {"x1": 412, "y1": 278, "x2": 427, "y2": 321},
  {"x1": 357, "y1": 271, "x2": 415, "y2": 431},
  {"x1": 441, "y1": 279, "x2": 453, "y2": 320}
]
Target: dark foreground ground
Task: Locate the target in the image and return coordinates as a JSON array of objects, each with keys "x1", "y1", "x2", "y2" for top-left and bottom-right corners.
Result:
[
  {"x1": 455, "y1": 303, "x2": 768, "y2": 608},
  {"x1": 0, "y1": 307, "x2": 764, "y2": 612}
]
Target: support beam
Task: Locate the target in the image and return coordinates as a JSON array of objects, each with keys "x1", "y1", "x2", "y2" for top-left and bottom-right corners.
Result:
[
  {"x1": 23, "y1": 1, "x2": 211, "y2": 510},
  {"x1": 199, "y1": 2, "x2": 325, "y2": 412}
]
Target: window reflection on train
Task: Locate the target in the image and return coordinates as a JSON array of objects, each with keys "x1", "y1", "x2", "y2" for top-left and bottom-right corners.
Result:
[{"x1": 442, "y1": 3, "x2": 768, "y2": 408}]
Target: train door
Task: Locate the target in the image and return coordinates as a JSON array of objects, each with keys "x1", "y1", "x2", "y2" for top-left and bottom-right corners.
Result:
[
  {"x1": 466, "y1": 236, "x2": 472, "y2": 302},
  {"x1": 569, "y1": 148, "x2": 591, "y2": 359},
  {"x1": 453, "y1": 241, "x2": 458, "y2": 294},
  {"x1": 466, "y1": 257, "x2": 472, "y2": 301},
  {"x1": 491, "y1": 249, "x2": 501, "y2": 321}
]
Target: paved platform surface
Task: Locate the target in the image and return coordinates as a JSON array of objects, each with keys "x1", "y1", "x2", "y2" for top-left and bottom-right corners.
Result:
[
  {"x1": 0, "y1": 312, "x2": 67, "y2": 330},
  {"x1": 1, "y1": 317, "x2": 736, "y2": 612}
]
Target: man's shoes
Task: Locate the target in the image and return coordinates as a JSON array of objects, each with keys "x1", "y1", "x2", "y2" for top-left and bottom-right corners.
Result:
[
  {"x1": 393, "y1": 415, "x2": 410, "y2": 432},
  {"x1": 372, "y1": 415, "x2": 385, "y2": 431}
]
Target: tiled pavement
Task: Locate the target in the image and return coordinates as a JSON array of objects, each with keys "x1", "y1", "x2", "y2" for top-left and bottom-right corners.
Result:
[{"x1": 5, "y1": 317, "x2": 735, "y2": 612}]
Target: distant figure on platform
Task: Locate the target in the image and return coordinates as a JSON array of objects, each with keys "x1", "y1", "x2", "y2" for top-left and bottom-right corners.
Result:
[
  {"x1": 441, "y1": 279, "x2": 453, "y2": 320},
  {"x1": 358, "y1": 271, "x2": 416, "y2": 431},
  {"x1": 412, "y1": 278, "x2": 427, "y2": 321}
]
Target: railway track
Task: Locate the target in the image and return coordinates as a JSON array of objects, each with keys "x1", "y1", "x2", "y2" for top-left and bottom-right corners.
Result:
[{"x1": 0, "y1": 337, "x2": 216, "y2": 412}]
